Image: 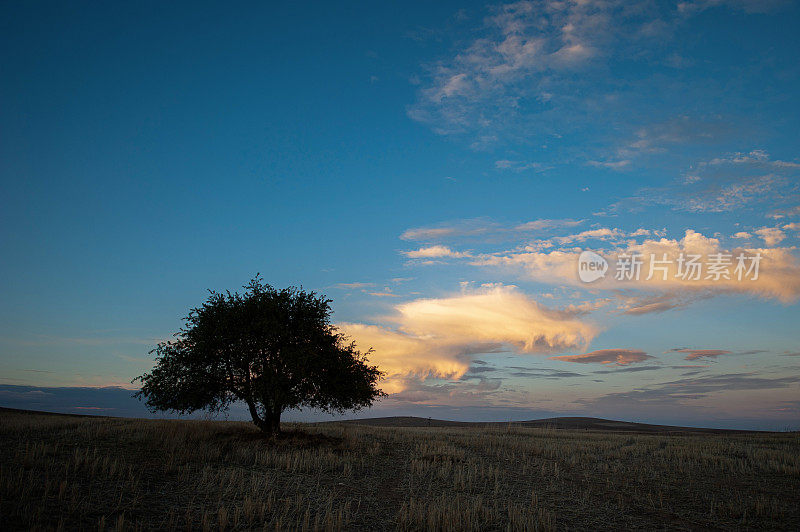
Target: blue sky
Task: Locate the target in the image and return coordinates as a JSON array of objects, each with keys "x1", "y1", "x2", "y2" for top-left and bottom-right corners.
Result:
[{"x1": 1, "y1": 0, "x2": 799, "y2": 429}]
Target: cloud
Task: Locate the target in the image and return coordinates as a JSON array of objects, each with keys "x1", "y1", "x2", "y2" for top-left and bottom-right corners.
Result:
[
  {"x1": 767, "y1": 205, "x2": 800, "y2": 220},
  {"x1": 407, "y1": 0, "x2": 697, "y2": 143},
  {"x1": 754, "y1": 227, "x2": 786, "y2": 246},
  {"x1": 684, "y1": 176, "x2": 783, "y2": 213},
  {"x1": 576, "y1": 372, "x2": 800, "y2": 426},
  {"x1": 506, "y1": 367, "x2": 585, "y2": 379},
  {"x1": 586, "y1": 372, "x2": 800, "y2": 405},
  {"x1": 616, "y1": 175, "x2": 784, "y2": 214},
  {"x1": 702, "y1": 149, "x2": 789, "y2": 166},
  {"x1": 553, "y1": 227, "x2": 626, "y2": 244},
  {"x1": 339, "y1": 284, "x2": 598, "y2": 393},
  {"x1": 466, "y1": 364, "x2": 499, "y2": 374},
  {"x1": 677, "y1": 1, "x2": 790, "y2": 15},
  {"x1": 618, "y1": 116, "x2": 735, "y2": 157},
  {"x1": 475, "y1": 228, "x2": 800, "y2": 305},
  {"x1": 587, "y1": 160, "x2": 631, "y2": 170},
  {"x1": 672, "y1": 348, "x2": 732, "y2": 361},
  {"x1": 512, "y1": 219, "x2": 583, "y2": 232},
  {"x1": 335, "y1": 282, "x2": 375, "y2": 290},
  {"x1": 494, "y1": 160, "x2": 547, "y2": 172},
  {"x1": 667, "y1": 347, "x2": 767, "y2": 360},
  {"x1": 392, "y1": 285, "x2": 597, "y2": 351},
  {"x1": 337, "y1": 323, "x2": 474, "y2": 393},
  {"x1": 593, "y1": 365, "x2": 664, "y2": 374},
  {"x1": 387, "y1": 377, "x2": 505, "y2": 405},
  {"x1": 402, "y1": 245, "x2": 471, "y2": 259},
  {"x1": 400, "y1": 218, "x2": 501, "y2": 241},
  {"x1": 615, "y1": 291, "x2": 711, "y2": 315},
  {"x1": 401, "y1": 217, "x2": 582, "y2": 242},
  {"x1": 550, "y1": 349, "x2": 652, "y2": 366},
  {"x1": 367, "y1": 289, "x2": 401, "y2": 298},
  {"x1": 608, "y1": 149, "x2": 800, "y2": 215}
]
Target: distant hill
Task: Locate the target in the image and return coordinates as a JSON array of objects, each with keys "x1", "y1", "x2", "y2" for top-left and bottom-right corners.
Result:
[
  {"x1": 331, "y1": 415, "x2": 765, "y2": 433},
  {"x1": 1, "y1": 407, "x2": 768, "y2": 433}
]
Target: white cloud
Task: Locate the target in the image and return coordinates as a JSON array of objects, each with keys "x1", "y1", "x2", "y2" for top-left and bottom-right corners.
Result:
[
  {"x1": 553, "y1": 227, "x2": 626, "y2": 244},
  {"x1": 335, "y1": 282, "x2": 375, "y2": 289},
  {"x1": 400, "y1": 218, "x2": 500, "y2": 241},
  {"x1": 401, "y1": 217, "x2": 583, "y2": 242},
  {"x1": 494, "y1": 159, "x2": 546, "y2": 172},
  {"x1": 513, "y1": 219, "x2": 583, "y2": 232},
  {"x1": 408, "y1": 0, "x2": 684, "y2": 140},
  {"x1": 402, "y1": 245, "x2": 472, "y2": 259},
  {"x1": 703, "y1": 149, "x2": 800, "y2": 169},
  {"x1": 587, "y1": 160, "x2": 631, "y2": 170}
]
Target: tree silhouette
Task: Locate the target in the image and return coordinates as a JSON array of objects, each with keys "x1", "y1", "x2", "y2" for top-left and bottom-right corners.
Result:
[{"x1": 134, "y1": 276, "x2": 384, "y2": 434}]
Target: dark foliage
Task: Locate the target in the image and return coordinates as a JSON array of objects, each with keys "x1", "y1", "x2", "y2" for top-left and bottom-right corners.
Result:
[{"x1": 134, "y1": 276, "x2": 384, "y2": 433}]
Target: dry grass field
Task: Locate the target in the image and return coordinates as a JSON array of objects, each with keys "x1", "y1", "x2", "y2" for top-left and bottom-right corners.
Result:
[{"x1": 1, "y1": 409, "x2": 798, "y2": 530}]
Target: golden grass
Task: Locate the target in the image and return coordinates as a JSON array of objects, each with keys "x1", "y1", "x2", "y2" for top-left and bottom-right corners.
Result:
[{"x1": 0, "y1": 410, "x2": 797, "y2": 530}]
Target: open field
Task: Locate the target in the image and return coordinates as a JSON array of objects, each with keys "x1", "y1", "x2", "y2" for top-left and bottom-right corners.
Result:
[{"x1": 1, "y1": 409, "x2": 798, "y2": 530}]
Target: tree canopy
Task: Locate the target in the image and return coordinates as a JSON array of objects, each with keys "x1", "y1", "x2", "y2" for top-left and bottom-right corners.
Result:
[{"x1": 134, "y1": 277, "x2": 384, "y2": 433}]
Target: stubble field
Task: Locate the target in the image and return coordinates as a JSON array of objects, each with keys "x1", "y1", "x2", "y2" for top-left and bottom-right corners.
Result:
[{"x1": 1, "y1": 409, "x2": 798, "y2": 530}]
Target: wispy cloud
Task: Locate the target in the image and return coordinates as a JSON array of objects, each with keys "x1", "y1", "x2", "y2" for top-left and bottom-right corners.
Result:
[
  {"x1": 334, "y1": 282, "x2": 376, "y2": 290},
  {"x1": 408, "y1": 0, "x2": 672, "y2": 142},
  {"x1": 402, "y1": 245, "x2": 472, "y2": 259},
  {"x1": 671, "y1": 348, "x2": 732, "y2": 361},
  {"x1": 400, "y1": 218, "x2": 502, "y2": 241},
  {"x1": 551, "y1": 349, "x2": 653, "y2": 366},
  {"x1": 606, "y1": 149, "x2": 800, "y2": 215},
  {"x1": 401, "y1": 217, "x2": 582, "y2": 242},
  {"x1": 494, "y1": 159, "x2": 549, "y2": 172},
  {"x1": 583, "y1": 372, "x2": 800, "y2": 407},
  {"x1": 587, "y1": 159, "x2": 631, "y2": 170},
  {"x1": 666, "y1": 347, "x2": 767, "y2": 360}
]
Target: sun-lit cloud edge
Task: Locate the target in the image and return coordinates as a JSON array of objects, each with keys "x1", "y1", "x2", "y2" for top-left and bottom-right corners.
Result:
[{"x1": 338, "y1": 284, "x2": 598, "y2": 393}]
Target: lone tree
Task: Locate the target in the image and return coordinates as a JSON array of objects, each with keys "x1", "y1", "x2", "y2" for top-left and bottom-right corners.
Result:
[{"x1": 134, "y1": 277, "x2": 384, "y2": 434}]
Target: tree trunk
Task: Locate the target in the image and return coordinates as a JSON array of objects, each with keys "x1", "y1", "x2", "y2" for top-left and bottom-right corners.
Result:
[
  {"x1": 244, "y1": 399, "x2": 281, "y2": 435},
  {"x1": 245, "y1": 399, "x2": 271, "y2": 434},
  {"x1": 268, "y1": 409, "x2": 281, "y2": 434}
]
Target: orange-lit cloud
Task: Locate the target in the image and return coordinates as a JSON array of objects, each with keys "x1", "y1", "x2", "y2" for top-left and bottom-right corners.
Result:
[
  {"x1": 550, "y1": 349, "x2": 652, "y2": 366},
  {"x1": 339, "y1": 284, "x2": 598, "y2": 393},
  {"x1": 336, "y1": 323, "x2": 474, "y2": 393},
  {"x1": 476, "y1": 229, "x2": 800, "y2": 305},
  {"x1": 754, "y1": 227, "x2": 785, "y2": 246}
]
